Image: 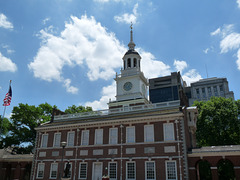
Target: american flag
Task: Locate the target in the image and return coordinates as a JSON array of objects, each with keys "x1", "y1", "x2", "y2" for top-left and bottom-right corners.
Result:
[{"x1": 3, "y1": 86, "x2": 12, "y2": 106}]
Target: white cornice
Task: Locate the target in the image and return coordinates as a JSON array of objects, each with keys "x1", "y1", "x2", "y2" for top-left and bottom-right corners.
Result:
[{"x1": 36, "y1": 111, "x2": 183, "y2": 132}]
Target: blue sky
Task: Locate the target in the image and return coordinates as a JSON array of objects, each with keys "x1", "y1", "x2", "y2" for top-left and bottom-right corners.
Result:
[{"x1": 1, "y1": 0, "x2": 240, "y2": 117}]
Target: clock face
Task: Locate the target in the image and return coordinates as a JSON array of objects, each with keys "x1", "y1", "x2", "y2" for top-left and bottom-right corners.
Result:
[{"x1": 123, "y1": 82, "x2": 133, "y2": 91}]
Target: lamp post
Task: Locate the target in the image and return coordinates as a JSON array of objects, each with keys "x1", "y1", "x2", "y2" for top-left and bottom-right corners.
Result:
[{"x1": 60, "y1": 141, "x2": 67, "y2": 180}]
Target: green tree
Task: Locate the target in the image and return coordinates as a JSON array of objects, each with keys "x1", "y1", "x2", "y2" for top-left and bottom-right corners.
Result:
[
  {"x1": 0, "y1": 116, "x2": 11, "y2": 135},
  {"x1": 2, "y1": 103, "x2": 92, "y2": 153},
  {"x1": 64, "y1": 105, "x2": 92, "y2": 114},
  {"x1": 2, "y1": 103, "x2": 56, "y2": 153},
  {"x1": 194, "y1": 97, "x2": 240, "y2": 147}
]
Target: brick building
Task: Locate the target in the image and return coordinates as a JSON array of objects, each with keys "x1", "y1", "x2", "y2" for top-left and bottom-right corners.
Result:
[
  {"x1": 0, "y1": 148, "x2": 32, "y2": 180},
  {"x1": 31, "y1": 101, "x2": 198, "y2": 180},
  {"x1": 31, "y1": 27, "x2": 198, "y2": 180},
  {"x1": 30, "y1": 27, "x2": 240, "y2": 180}
]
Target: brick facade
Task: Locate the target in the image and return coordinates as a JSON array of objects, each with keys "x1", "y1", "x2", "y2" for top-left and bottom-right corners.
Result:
[{"x1": 31, "y1": 103, "x2": 197, "y2": 180}]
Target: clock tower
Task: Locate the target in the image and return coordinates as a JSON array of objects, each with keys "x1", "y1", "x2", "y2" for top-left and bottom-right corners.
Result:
[{"x1": 108, "y1": 25, "x2": 149, "y2": 109}]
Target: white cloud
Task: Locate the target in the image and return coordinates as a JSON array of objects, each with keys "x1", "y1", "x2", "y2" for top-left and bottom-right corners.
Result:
[
  {"x1": 203, "y1": 48, "x2": 209, "y2": 54},
  {"x1": 237, "y1": 0, "x2": 240, "y2": 8},
  {"x1": 29, "y1": 15, "x2": 126, "y2": 93},
  {"x1": 0, "y1": 13, "x2": 13, "y2": 29},
  {"x1": 173, "y1": 59, "x2": 188, "y2": 72},
  {"x1": 2, "y1": 44, "x2": 15, "y2": 54},
  {"x1": 114, "y1": 3, "x2": 139, "y2": 24},
  {"x1": 94, "y1": 0, "x2": 121, "y2": 2},
  {"x1": 237, "y1": 49, "x2": 240, "y2": 70},
  {"x1": 211, "y1": 24, "x2": 240, "y2": 71},
  {"x1": 211, "y1": 28, "x2": 221, "y2": 36},
  {"x1": 0, "y1": 52, "x2": 17, "y2": 72},
  {"x1": 85, "y1": 81, "x2": 116, "y2": 110},
  {"x1": 63, "y1": 79, "x2": 78, "y2": 94},
  {"x1": 182, "y1": 69, "x2": 202, "y2": 86},
  {"x1": 220, "y1": 32, "x2": 240, "y2": 53},
  {"x1": 140, "y1": 49, "x2": 171, "y2": 78},
  {"x1": 42, "y1": 17, "x2": 50, "y2": 25}
]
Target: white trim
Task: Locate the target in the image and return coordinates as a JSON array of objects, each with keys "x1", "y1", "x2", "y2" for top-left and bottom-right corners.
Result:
[
  {"x1": 94, "y1": 129, "x2": 103, "y2": 145},
  {"x1": 108, "y1": 161, "x2": 117, "y2": 180},
  {"x1": 109, "y1": 128, "x2": 118, "y2": 144},
  {"x1": 145, "y1": 161, "x2": 156, "y2": 180},
  {"x1": 49, "y1": 163, "x2": 58, "y2": 179},
  {"x1": 79, "y1": 162, "x2": 88, "y2": 179},
  {"x1": 92, "y1": 162, "x2": 103, "y2": 180},
  {"x1": 144, "y1": 124, "x2": 154, "y2": 142},
  {"x1": 36, "y1": 163, "x2": 45, "y2": 179},
  {"x1": 126, "y1": 161, "x2": 136, "y2": 180},
  {"x1": 67, "y1": 131, "x2": 75, "y2": 147},
  {"x1": 163, "y1": 123, "x2": 175, "y2": 141},
  {"x1": 53, "y1": 132, "x2": 61, "y2": 147},
  {"x1": 41, "y1": 134, "x2": 48, "y2": 148},
  {"x1": 165, "y1": 160, "x2": 177, "y2": 180},
  {"x1": 81, "y1": 130, "x2": 89, "y2": 146},
  {"x1": 126, "y1": 126, "x2": 135, "y2": 143},
  {"x1": 36, "y1": 112, "x2": 183, "y2": 131}
]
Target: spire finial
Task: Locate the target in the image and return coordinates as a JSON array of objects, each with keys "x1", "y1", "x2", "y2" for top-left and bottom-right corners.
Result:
[{"x1": 128, "y1": 22, "x2": 135, "y2": 50}]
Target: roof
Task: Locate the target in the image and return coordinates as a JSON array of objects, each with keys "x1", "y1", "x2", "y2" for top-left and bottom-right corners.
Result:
[
  {"x1": 0, "y1": 148, "x2": 33, "y2": 162},
  {"x1": 124, "y1": 49, "x2": 140, "y2": 55},
  {"x1": 36, "y1": 100, "x2": 183, "y2": 130}
]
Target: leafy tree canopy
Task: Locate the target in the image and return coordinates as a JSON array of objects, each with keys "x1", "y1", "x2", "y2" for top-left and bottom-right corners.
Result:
[
  {"x1": 1, "y1": 103, "x2": 55, "y2": 153},
  {"x1": 0, "y1": 117, "x2": 11, "y2": 135},
  {"x1": 1, "y1": 103, "x2": 92, "y2": 153},
  {"x1": 64, "y1": 105, "x2": 92, "y2": 114},
  {"x1": 194, "y1": 97, "x2": 240, "y2": 147}
]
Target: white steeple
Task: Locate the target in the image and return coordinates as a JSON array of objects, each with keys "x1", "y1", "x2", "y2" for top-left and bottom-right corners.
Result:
[
  {"x1": 128, "y1": 23, "x2": 136, "y2": 50},
  {"x1": 108, "y1": 24, "x2": 149, "y2": 109}
]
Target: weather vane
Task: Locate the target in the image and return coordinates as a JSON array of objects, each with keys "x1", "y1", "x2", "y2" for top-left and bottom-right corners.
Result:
[{"x1": 130, "y1": 22, "x2": 133, "y2": 30}]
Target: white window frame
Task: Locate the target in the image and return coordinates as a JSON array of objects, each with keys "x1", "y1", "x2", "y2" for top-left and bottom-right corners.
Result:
[
  {"x1": 37, "y1": 163, "x2": 45, "y2": 179},
  {"x1": 108, "y1": 162, "x2": 117, "y2": 180},
  {"x1": 109, "y1": 128, "x2": 118, "y2": 144},
  {"x1": 126, "y1": 126, "x2": 135, "y2": 143},
  {"x1": 165, "y1": 160, "x2": 177, "y2": 180},
  {"x1": 79, "y1": 162, "x2": 88, "y2": 179},
  {"x1": 94, "y1": 129, "x2": 103, "y2": 145},
  {"x1": 41, "y1": 134, "x2": 48, "y2": 148},
  {"x1": 126, "y1": 161, "x2": 136, "y2": 180},
  {"x1": 81, "y1": 130, "x2": 89, "y2": 146},
  {"x1": 92, "y1": 162, "x2": 103, "y2": 180},
  {"x1": 163, "y1": 123, "x2": 175, "y2": 141},
  {"x1": 145, "y1": 161, "x2": 156, "y2": 180},
  {"x1": 53, "y1": 132, "x2": 61, "y2": 147},
  {"x1": 67, "y1": 131, "x2": 75, "y2": 147},
  {"x1": 64, "y1": 162, "x2": 72, "y2": 178},
  {"x1": 49, "y1": 163, "x2": 58, "y2": 179},
  {"x1": 144, "y1": 125, "x2": 154, "y2": 142}
]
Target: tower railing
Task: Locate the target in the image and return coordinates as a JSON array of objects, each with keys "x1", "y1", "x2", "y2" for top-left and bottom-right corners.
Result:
[{"x1": 53, "y1": 100, "x2": 180, "y2": 122}]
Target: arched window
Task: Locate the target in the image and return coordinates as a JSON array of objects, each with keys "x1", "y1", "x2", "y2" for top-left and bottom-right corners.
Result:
[
  {"x1": 217, "y1": 159, "x2": 235, "y2": 180},
  {"x1": 134, "y1": 58, "x2": 137, "y2": 67},
  {"x1": 127, "y1": 58, "x2": 131, "y2": 68},
  {"x1": 196, "y1": 160, "x2": 212, "y2": 180}
]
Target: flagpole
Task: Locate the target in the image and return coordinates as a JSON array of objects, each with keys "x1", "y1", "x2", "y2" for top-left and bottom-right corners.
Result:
[{"x1": 0, "y1": 80, "x2": 12, "y2": 141}]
